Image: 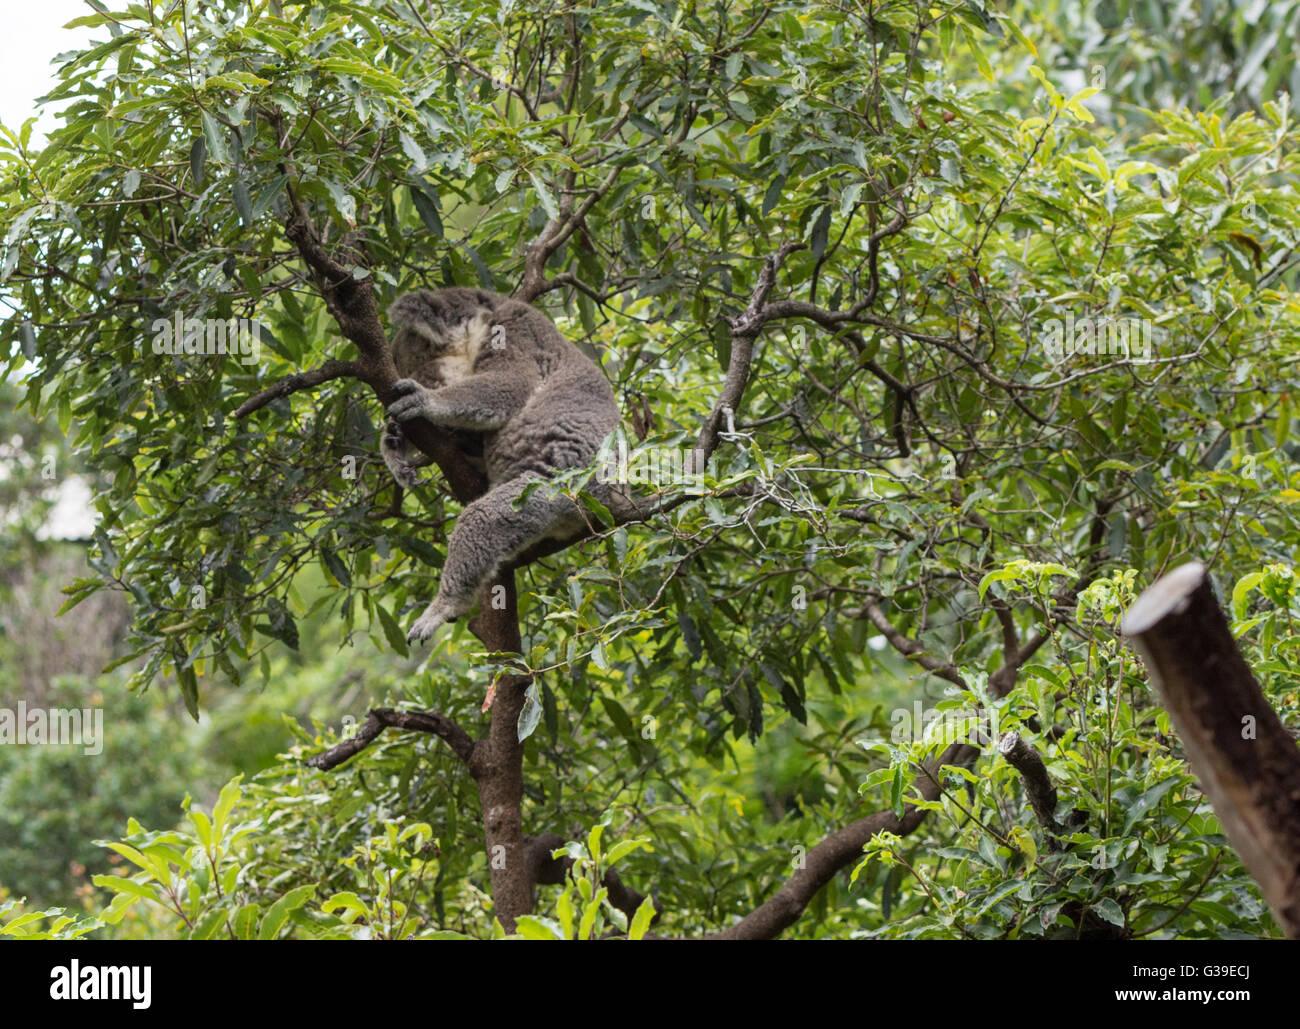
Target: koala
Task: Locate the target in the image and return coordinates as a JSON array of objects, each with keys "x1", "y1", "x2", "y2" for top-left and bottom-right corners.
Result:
[{"x1": 383, "y1": 287, "x2": 621, "y2": 644}]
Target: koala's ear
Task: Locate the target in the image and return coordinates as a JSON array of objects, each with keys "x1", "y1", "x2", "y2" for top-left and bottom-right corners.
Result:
[
  {"x1": 387, "y1": 292, "x2": 423, "y2": 329},
  {"x1": 390, "y1": 293, "x2": 445, "y2": 347}
]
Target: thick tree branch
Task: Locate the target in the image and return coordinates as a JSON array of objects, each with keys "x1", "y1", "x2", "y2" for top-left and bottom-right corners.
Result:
[
  {"x1": 1122, "y1": 561, "x2": 1300, "y2": 939},
  {"x1": 713, "y1": 741, "x2": 979, "y2": 939},
  {"x1": 998, "y1": 731, "x2": 1063, "y2": 838},
  {"x1": 236, "y1": 129, "x2": 489, "y2": 501}
]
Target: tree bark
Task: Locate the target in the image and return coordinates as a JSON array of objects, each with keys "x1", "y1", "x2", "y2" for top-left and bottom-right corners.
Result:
[
  {"x1": 463, "y1": 576, "x2": 533, "y2": 932},
  {"x1": 1121, "y1": 560, "x2": 1300, "y2": 939}
]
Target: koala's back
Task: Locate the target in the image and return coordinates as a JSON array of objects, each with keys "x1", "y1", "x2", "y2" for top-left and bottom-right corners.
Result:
[{"x1": 488, "y1": 361, "x2": 620, "y2": 482}]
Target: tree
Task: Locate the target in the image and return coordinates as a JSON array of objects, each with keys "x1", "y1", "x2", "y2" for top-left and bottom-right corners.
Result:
[{"x1": 2, "y1": 0, "x2": 1297, "y2": 939}]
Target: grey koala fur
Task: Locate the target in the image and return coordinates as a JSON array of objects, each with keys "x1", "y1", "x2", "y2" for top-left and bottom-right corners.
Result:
[{"x1": 383, "y1": 287, "x2": 621, "y2": 643}]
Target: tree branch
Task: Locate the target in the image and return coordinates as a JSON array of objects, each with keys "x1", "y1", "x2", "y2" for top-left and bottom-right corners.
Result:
[
  {"x1": 998, "y1": 731, "x2": 1063, "y2": 838},
  {"x1": 306, "y1": 707, "x2": 475, "y2": 770},
  {"x1": 693, "y1": 241, "x2": 806, "y2": 461},
  {"x1": 233, "y1": 358, "x2": 360, "y2": 417},
  {"x1": 858, "y1": 598, "x2": 968, "y2": 688},
  {"x1": 1122, "y1": 561, "x2": 1300, "y2": 939}
]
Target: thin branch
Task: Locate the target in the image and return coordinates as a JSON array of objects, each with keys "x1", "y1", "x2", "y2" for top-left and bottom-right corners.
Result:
[
  {"x1": 233, "y1": 359, "x2": 360, "y2": 417},
  {"x1": 306, "y1": 707, "x2": 476, "y2": 770},
  {"x1": 858, "y1": 598, "x2": 968, "y2": 688},
  {"x1": 693, "y1": 241, "x2": 806, "y2": 460}
]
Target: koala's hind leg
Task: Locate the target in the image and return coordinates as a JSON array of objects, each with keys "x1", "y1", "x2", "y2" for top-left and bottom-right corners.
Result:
[{"x1": 406, "y1": 475, "x2": 586, "y2": 644}]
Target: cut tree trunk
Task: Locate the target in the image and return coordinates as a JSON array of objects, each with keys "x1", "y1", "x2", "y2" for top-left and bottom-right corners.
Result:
[{"x1": 1121, "y1": 560, "x2": 1300, "y2": 938}]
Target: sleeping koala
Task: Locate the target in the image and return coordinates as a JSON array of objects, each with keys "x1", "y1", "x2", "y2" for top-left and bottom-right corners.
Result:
[{"x1": 382, "y1": 287, "x2": 621, "y2": 644}]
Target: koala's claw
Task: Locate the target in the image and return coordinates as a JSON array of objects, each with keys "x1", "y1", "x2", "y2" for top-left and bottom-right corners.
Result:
[
  {"x1": 387, "y1": 379, "x2": 430, "y2": 422},
  {"x1": 407, "y1": 607, "x2": 449, "y2": 645}
]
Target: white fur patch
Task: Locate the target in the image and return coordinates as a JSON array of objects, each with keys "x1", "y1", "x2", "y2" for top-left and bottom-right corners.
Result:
[{"x1": 436, "y1": 312, "x2": 491, "y2": 385}]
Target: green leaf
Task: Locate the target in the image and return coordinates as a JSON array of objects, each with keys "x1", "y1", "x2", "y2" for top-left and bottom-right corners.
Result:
[
  {"x1": 526, "y1": 169, "x2": 559, "y2": 219},
  {"x1": 884, "y1": 89, "x2": 914, "y2": 127},
  {"x1": 517, "y1": 683, "x2": 543, "y2": 742},
  {"x1": 808, "y1": 204, "x2": 832, "y2": 259},
  {"x1": 1091, "y1": 897, "x2": 1125, "y2": 927},
  {"x1": 599, "y1": 696, "x2": 638, "y2": 745},
  {"x1": 201, "y1": 111, "x2": 229, "y2": 165},
  {"x1": 410, "y1": 185, "x2": 443, "y2": 237},
  {"x1": 232, "y1": 181, "x2": 253, "y2": 225},
  {"x1": 189, "y1": 136, "x2": 207, "y2": 187},
  {"x1": 321, "y1": 548, "x2": 351, "y2": 587},
  {"x1": 234, "y1": 903, "x2": 261, "y2": 940},
  {"x1": 628, "y1": 896, "x2": 656, "y2": 940},
  {"x1": 514, "y1": 915, "x2": 564, "y2": 940},
  {"x1": 889, "y1": 764, "x2": 905, "y2": 819},
  {"x1": 605, "y1": 838, "x2": 651, "y2": 866},
  {"x1": 259, "y1": 885, "x2": 316, "y2": 940},
  {"x1": 375, "y1": 603, "x2": 409, "y2": 656},
  {"x1": 212, "y1": 775, "x2": 244, "y2": 839},
  {"x1": 322, "y1": 891, "x2": 368, "y2": 918}
]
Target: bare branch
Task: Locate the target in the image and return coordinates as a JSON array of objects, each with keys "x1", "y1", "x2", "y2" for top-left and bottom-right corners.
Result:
[
  {"x1": 306, "y1": 707, "x2": 476, "y2": 770},
  {"x1": 516, "y1": 165, "x2": 624, "y2": 302},
  {"x1": 858, "y1": 598, "x2": 968, "y2": 688},
  {"x1": 693, "y1": 241, "x2": 806, "y2": 461},
  {"x1": 998, "y1": 732, "x2": 1063, "y2": 837}
]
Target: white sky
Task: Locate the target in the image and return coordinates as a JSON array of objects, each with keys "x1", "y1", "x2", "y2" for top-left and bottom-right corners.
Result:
[{"x1": 0, "y1": 1, "x2": 101, "y2": 143}]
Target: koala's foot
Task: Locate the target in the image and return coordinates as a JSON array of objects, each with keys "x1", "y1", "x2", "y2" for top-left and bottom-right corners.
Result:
[
  {"x1": 392, "y1": 461, "x2": 420, "y2": 488},
  {"x1": 387, "y1": 379, "x2": 436, "y2": 423},
  {"x1": 381, "y1": 420, "x2": 421, "y2": 488},
  {"x1": 407, "y1": 602, "x2": 454, "y2": 645}
]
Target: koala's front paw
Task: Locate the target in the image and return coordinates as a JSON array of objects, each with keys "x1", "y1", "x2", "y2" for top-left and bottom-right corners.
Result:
[
  {"x1": 407, "y1": 605, "x2": 450, "y2": 645},
  {"x1": 387, "y1": 379, "x2": 435, "y2": 423}
]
